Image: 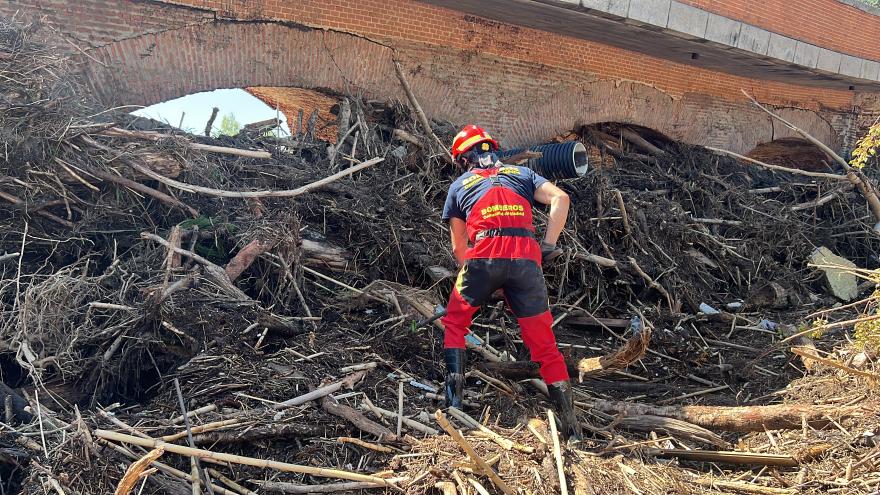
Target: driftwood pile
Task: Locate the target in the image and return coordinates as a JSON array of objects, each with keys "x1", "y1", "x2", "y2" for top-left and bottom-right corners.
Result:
[{"x1": 1, "y1": 16, "x2": 878, "y2": 495}]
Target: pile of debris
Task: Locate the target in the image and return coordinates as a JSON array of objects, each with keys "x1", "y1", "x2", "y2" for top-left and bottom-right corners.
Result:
[{"x1": 1, "y1": 17, "x2": 878, "y2": 495}]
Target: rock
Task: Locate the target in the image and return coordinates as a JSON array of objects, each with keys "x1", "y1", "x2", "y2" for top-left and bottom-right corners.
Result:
[
  {"x1": 809, "y1": 247, "x2": 859, "y2": 302},
  {"x1": 850, "y1": 351, "x2": 869, "y2": 370},
  {"x1": 698, "y1": 302, "x2": 719, "y2": 315},
  {"x1": 426, "y1": 265, "x2": 455, "y2": 282},
  {"x1": 390, "y1": 145, "x2": 408, "y2": 160}
]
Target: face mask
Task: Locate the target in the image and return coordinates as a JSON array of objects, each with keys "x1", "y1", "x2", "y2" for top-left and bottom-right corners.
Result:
[{"x1": 463, "y1": 150, "x2": 500, "y2": 169}]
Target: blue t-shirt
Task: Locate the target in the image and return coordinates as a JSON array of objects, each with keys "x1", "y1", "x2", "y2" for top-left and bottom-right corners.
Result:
[{"x1": 442, "y1": 166, "x2": 548, "y2": 222}]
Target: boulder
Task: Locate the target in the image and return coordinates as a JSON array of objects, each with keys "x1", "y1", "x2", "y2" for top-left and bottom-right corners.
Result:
[{"x1": 809, "y1": 247, "x2": 859, "y2": 301}]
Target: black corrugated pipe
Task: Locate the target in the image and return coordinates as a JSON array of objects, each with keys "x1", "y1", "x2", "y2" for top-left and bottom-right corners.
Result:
[{"x1": 497, "y1": 141, "x2": 588, "y2": 180}]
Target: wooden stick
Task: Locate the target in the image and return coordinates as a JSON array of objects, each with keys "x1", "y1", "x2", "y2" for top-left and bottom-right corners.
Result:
[
  {"x1": 434, "y1": 481, "x2": 457, "y2": 495},
  {"x1": 337, "y1": 437, "x2": 395, "y2": 453},
  {"x1": 573, "y1": 251, "x2": 618, "y2": 268},
  {"x1": 206, "y1": 469, "x2": 257, "y2": 495},
  {"x1": 321, "y1": 396, "x2": 398, "y2": 441},
  {"x1": 468, "y1": 478, "x2": 492, "y2": 495},
  {"x1": 705, "y1": 147, "x2": 847, "y2": 181},
  {"x1": 361, "y1": 400, "x2": 438, "y2": 436},
  {"x1": 114, "y1": 448, "x2": 164, "y2": 495},
  {"x1": 547, "y1": 409, "x2": 568, "y2": 495},
  {"x1": 102, "y1": 439, "x2": 237, "y2": 495},
  {"x1": 127, "y1": 157, "x2": 383, "y2": 198},
  {"x1": 274, "y1": 370, "x2": 368, "y2": 409},
  {"x1": 204, "y1": 107, "x2": 219, "y2": 137},
  {"x1": 250, "y1": 477, "x2": 407, "y2": 493},
  {"x1": 448, "y1": 407, "x2": 534, "y2": 453},
  {"x1": 613, "y1": 189, "x2": 632, "y2": 235},
  {"x1": 396, "y1": 381, "x2": 404, "y2": 437},
  {"x1": 171, "y1": 404, "x2": 217, "y2": 425},
  {"x1": 99, "y1": 127, "x2": 272, "y2": 159},
  {"x1": 0, "y1": 190, "x2": 74, "y2": 227},
  {"x1": 392, "y1": 60, "x2": 453, "y2": 163},
  {"x1": 162, "y1": 419, "x2": 240, "y2": 442},
  {"x1": 173, "y1": 378, "x2": 211, "y2": 495},
  {"x1": 693, "y1": 479, "x2": 795, "y2": 495},
  {"x1": 94, "y1": 430, "x2": 402, "y2": 490},
  {"x1": 649, "y1": 449, "x2": 799, "y2": 467},
  {"x1": 790, "y1": 347, "x2": 879, "y2": 379},
  {"x1": 628, "y1": 256, "x2": 675, "y2": 311},
  {"x1": 433, "y1": 410, "x2": 515, "y2": 495}
]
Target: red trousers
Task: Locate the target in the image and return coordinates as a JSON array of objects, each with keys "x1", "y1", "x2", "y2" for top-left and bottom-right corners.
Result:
[{"x1": 441, "y1": 258, "x2": 569, "y2": 384}]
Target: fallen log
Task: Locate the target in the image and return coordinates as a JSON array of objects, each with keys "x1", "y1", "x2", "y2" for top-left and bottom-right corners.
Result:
[
  {"x1": 190, "y1": 423, "x2": 337, "y2": 446},
  {"x1": 615, "y1": 415, "x2": 729, "y2": 448},
  {"x1": 300, "y1": 237, "x2": 351, "y2": 271},
  {"x1": 320, "y1": 396, "x2": 399, "y2": 442},
  {"x1": 478, "y1": 326, "x2": 650, "y2": 381},
  {"x1": 619, "y1": 128, "x2": 665, "y2": 156},
  {"x1": 583, "y1": 399, "x2": 866, "y2": 432}
]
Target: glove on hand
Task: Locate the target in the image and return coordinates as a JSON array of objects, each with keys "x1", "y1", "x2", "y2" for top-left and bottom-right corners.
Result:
[{"x1": 540, "y1": 241, "x2": 564, "y2": 264}]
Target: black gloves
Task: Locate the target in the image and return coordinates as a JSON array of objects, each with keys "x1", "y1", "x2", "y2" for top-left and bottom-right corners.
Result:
[{"x1": 540, "y1": 241, "x2": 564, "y2": 264}]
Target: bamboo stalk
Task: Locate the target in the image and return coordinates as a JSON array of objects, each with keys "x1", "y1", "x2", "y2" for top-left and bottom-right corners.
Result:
[{"x1": 94, "y1": 430, "x2": 402, "y2": 491}]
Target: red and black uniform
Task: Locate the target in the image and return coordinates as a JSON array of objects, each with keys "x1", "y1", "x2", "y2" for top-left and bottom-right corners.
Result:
[{"x1": 441, "y1": 165, "x2": 569, "y2": 384}]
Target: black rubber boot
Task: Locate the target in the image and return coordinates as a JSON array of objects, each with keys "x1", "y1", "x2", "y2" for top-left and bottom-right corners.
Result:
[
  {"x1": 548, "y1": 380, "x2": 583, "y2": 442},
  {"x1": 444, "y1": 348, "x2": 467, "y2": 408}
]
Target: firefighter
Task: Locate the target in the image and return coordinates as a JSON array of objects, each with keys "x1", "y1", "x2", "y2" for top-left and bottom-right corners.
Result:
[{"x1": 441, "y1": 124, "x2": 581, "y2": 441}]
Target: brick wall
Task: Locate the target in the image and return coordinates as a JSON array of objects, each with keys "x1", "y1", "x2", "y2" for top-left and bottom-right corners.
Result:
[
  {"x1": 677, "y1": 0, "x2": 880, "y2": 61},
  {"x1": 127, "y1": 0, "x2": 858, "y2": 110},
  {"x1": 1, "y1": 0, "x2": 873, "y2": 153}
]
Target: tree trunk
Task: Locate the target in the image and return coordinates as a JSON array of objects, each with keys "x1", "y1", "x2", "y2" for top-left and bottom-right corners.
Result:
[{"x1": 582, "y1": 399, "x2": 866, "y2": 432}]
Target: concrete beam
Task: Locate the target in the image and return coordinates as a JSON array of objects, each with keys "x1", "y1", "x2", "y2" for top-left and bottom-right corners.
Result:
[
  {"x1": 816, "y1": 48, "x2": 842, "y2": 74},
  {"x1": 703, "y1": 12, "x2": 741, "y2": 47},
  {"x1": 766, "y1": 33, "x2": 797, "y2": 63},
  {"x1": 793, "y1": 42, "x2": 821, "y2": 69},
  {"x1": 666, "y1": 1, "x2": 707, "y2": 38},
  {"x1": 423, "y1": 0, "x2": 880, "y2": 87},
  {"x1": 581, "y1": 0, "x2": 630, "y2": 18},
  {"x1": 627, "y1": 0, "x2": 671, "y2": 27},
  {"x1": 736, "y1": 23, "x2": 770, "y2": 54}
]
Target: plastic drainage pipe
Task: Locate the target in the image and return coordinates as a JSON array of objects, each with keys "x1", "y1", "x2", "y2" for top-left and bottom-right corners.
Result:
[{"x1": 497, "y1": 141, "x2": 589, "y2": 180}]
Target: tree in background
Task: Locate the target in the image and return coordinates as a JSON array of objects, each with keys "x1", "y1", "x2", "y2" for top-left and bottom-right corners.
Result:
[
  {"x1": 850, "y1": 120, "x2": 880, "y2": 169},
  {"x1": 215, "y1": 113, "x2": 241, "y2": 137}
]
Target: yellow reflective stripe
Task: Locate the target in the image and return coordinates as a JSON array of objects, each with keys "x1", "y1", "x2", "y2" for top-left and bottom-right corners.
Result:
[
  {"x1": 455, "y1": 134, "x2": 491, "y2": 153},
  {"x1": 454, "y1": 264, "x2": 468, "y2": 294}
]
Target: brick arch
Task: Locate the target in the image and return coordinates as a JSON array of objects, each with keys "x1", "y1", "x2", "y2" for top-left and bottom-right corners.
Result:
[
  {"x1": 504, "y1": 81, "x2": 837, "y2": 154},
  {"x1": 84, "y1": 22, "x2": 399, "y2": 108}
]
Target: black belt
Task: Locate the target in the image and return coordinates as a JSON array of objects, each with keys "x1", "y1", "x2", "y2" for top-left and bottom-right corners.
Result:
[{"x1": 473, "y1": 228, "x2": 535, "y2": 242}]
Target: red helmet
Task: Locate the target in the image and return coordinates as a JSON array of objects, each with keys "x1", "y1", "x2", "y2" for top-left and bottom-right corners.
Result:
[{"x1": 450, "y1": 125, "x2": 499, "y2": 161}]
